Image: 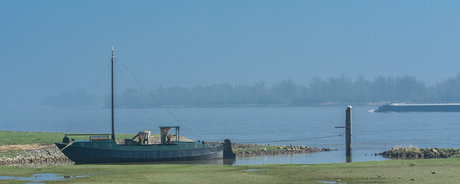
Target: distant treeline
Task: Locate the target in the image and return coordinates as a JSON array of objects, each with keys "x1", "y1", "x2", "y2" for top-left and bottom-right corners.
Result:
[
  {"x1": 42, "y1": 74, "x2": 460, "y2": 107},
  {"x1": 105, "y1": 74, "x2": 460, "y2": 107}
]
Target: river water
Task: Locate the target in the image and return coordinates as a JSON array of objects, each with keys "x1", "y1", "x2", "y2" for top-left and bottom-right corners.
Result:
[{"x1": 1, "y1": 106, "x2": 459, "y2": 165}]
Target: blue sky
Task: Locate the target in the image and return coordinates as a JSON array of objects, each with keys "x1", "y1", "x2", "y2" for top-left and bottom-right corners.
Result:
[{"x1": 1, "y1": 1, "x2": 459, "y2": 107}]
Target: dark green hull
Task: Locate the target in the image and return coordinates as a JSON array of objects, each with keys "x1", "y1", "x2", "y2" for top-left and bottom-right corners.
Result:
[{"x1": 55, "y1": 141, "x2": 223, "y2": 164}]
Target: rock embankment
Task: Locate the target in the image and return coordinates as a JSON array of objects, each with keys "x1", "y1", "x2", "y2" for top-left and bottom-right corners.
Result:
[
  {"x1": 0, "y1": 145, "x2": 70, "y2": 166},
  {"x1": 379, "y1": 147, "x2": 460, "y2": 159},
  {"x1": 205, "y1": 142, "x2": 335, "y2": 156}
]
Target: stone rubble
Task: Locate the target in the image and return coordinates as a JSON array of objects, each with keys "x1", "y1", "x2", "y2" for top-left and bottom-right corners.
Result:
[
  {"x1": 205, "y1": 142, "x2": 336, "y2": 156},
  {"x1": 378, "y1": 147, "x2": 460, "y2": 159},
  {"x1": 0, "y1": 145, "x2": 70, "y2": 166}
]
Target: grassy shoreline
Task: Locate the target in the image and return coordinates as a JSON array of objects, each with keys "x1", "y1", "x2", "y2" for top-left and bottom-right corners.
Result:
[
  {"x1": 0, "y1": 158, "x2": 459, "y2": 183},
  {"x1": 0, "y1": 131, "x2": 143, "y2": 146}
]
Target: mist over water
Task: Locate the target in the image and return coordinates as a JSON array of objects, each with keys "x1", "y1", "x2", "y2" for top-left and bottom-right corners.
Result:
[{"x1": 40, "y1": 74, "x2": 460, "y2": 108}]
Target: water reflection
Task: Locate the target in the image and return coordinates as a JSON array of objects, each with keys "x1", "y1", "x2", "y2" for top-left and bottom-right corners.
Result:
[
  {"x1": 234, "y1": 150, "x2": 388, "y2": 165},
  {"x1": 316, "y1": 181, "x2": 342, "y2": 184},
  {"x1": 0, "y1": 173, "x2": 88, "y2": 183},
  {"x1": 243, "y1": 169, "x2": 266, "y2": 171},
  {"x1": 346, "y1": 156, "x2": 352, "y2": 163}
]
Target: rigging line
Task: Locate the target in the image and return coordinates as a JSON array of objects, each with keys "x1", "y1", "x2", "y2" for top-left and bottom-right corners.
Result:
[
  {"x1": 65, "y1": 60, "x2": 111, "y2": 134},
  {"x1": 115, "y1": 58, "x2": 199, "y2": 141},
  {"x1": 116, "y1": 63, "x2": 159, "y2": 127},
  {"x1": 228, "y1": 134, "x2": 345, "y2": 144},
  {"x1": 207, "y1": 145, "x2": 224, "y2": 159}
]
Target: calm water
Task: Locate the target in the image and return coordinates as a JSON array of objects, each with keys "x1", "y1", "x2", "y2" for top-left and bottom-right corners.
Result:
[{"x1": 1, "y1": 106, "x2": 459, "y2": 165}]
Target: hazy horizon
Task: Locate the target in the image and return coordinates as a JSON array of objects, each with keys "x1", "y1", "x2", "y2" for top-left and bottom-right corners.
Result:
[{"x1": 1, "y1": 1, "x2": 459, "y2": 108}]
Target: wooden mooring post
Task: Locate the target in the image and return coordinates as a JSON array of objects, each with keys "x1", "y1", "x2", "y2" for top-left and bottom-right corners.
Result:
[{"x1": 336, "y1": 105, "x2": 352, "y2": 163}]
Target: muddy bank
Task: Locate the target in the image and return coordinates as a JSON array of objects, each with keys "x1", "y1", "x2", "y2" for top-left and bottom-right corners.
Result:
[
  {"x1": 378, "y1": 147, "x2": 460, "y2": 159},
  {"x1": 205, "y1": 142, "x2": 336, "y2": 156}
]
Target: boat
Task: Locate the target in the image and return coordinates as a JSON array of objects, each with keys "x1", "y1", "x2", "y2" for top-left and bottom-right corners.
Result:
[
  {"x1": 55, "y1": 47, "x2": 235, "y2": 163},
  {"x1": 373, "y1": 102, "x2": 460, "y2": 112}
]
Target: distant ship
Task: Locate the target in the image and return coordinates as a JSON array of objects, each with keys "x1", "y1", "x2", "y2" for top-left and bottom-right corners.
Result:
[{"x1": 373, "y1": 102, "x2": 460, "y2": 112}]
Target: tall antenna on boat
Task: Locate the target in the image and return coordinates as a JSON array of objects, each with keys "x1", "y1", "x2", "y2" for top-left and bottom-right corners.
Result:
[{"x1": 111, "y1": 45, "x2": 115, "y2": 141}]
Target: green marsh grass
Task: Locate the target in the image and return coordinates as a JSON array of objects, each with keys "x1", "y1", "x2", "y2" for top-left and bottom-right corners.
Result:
[
  {"x1": 1, "y1": 158, "x2": 460, "y2": 183},
  {"x1": 0, "y1": 131, "x2": 153, "y2": 146},
  {"x1": 0, "y1": 131, "x2": 65, "y2": 146}
]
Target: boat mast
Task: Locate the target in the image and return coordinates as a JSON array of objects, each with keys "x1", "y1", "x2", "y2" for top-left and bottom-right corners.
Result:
[{"x1": 111, "y1": 45, "x2": 115, "y2": 141}]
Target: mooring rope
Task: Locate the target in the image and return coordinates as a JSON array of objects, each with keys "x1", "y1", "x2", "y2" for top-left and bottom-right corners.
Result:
[
  {"x1": 60, "y1": 141, "x2": 75, "y2": 151},
  {"x1": 206, "y1": 134, "x2": 345, "y2": 144}
]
